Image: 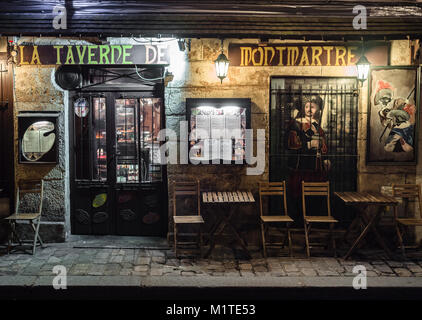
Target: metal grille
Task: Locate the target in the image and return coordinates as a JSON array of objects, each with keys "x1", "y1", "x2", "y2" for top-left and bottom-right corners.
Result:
[{"x1": 270, "y1": 78, "x2": 359, "y2": 225}]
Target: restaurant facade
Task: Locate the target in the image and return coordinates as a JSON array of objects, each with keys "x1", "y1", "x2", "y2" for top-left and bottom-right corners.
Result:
[{"x1": 0, "y1": 1, "x2": 422, "y2": 253}]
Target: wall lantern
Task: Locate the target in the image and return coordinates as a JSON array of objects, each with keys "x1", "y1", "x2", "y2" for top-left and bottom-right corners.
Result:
[
  {"x1": 214, "y1": 39, "x2": 229, "y2": 84},
  {"x1": 356, "y1": 54, "x2": 371, "y2": 84}
]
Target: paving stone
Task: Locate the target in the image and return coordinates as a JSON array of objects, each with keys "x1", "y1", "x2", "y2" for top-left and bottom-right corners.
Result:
[
  {"x1": 253, "y1": 266, "x2": 268, "y2": 272},
  {"x1": 301, "y1": 268, "x2": 318, "y2": 276},
  {"x1": 295, "y1": 260, "x2": 313, "y2": 268},
  {"x1": 282, "y1": 263, "x2": 299, "y2": 272},
  {"x1": 150, "y1": 269, "x2": 164, "y2": 276},
  {"x1": 47, "y1": 256, "x2": 62, "y2": 264},
  {"x1": 131, "y1": 271, "x2": 148, "y2": 276},
  {"x1": 286, "y1": 272, "x2": 302, "y2": 276},
  {"x1": 103, "y1": 264, "x2": 122, "y2": 276},
  {"x1": 135, "y1": 257, "x2": 151, "y2": 265},
  {"x1": 240, "y1": 271, "x2": 255, "y2": 277},
  {"x1": 407, "y1": 264, "x2": 422, "y2": 273},
  {"x1": 374, "y1": 264, "x2": 394, "y2": 274},
  {"x1": 366, "y1": 271, "x2": 379, "y2": 277},
  {"x1": 393, "y1": 268, "x2": 412, "y2": 277},
  {"x1": 152, "y1": 256, "x2": 166, "y2": 264},
  {"x1": 181, "y1": 271, "x2": 197, "y2": 276},
  {"x1": 317, "y1": 269, "x2": 340, "y2": 276},
  {"x1": 134, "y1": 265, "x2": 149, "y2": 272},
  {"x1": 88, "y1": 264, "x2": 106, "y2": 276},
  {"x1": 270, "y1": 270, "x2": 287, "y2": 277},
  {"x1": 386, "y1": 261, "x2": 405, "y2": 268},
  {"x1": 239, "y1": 263, "x2": 253, "y2": 271},
  {"x1": 109, "y1": 256, "x2": 124, "y2": 263}
]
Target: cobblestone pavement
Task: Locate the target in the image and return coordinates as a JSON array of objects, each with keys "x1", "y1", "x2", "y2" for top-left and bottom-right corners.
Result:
[{"x1": 1, "y1": 236, "x2": 422, "y2": 280}]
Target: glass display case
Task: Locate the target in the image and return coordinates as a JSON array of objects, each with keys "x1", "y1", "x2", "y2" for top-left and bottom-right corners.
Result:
[{"x1": 186, "y1": 98, "x2": 251, "y2": 164}]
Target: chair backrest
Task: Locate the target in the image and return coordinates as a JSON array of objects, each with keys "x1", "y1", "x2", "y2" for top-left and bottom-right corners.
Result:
[
  {"x1": 172, "y1": 180, "x2": 200, "y2": 216},
  {"x1": 392, "y1": 184, "x2": 422, "y2": 219},
  {"x1": 301, "y1": 181, "x2": 331, "y2": 217},
  {"x1": 15, "y1": 179, "x2": 44, "y2": 216},
  {"x1": 258, "y1": 181, "x2": 288, "y2": 216}
]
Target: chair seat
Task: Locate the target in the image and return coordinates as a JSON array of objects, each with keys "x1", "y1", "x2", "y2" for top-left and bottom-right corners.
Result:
[
  {"x1": 261, "y1": 215, "x2": 293, "y2": 223},
  {"x1": 174, "y1": 216, "x2": 204, "y2": 224},
  {"x1": 305, "y1": 216, "x2": 338, "y2": 223},
  {"x1": 6, "y1": 213, "x2": 40, "y2": 220},
  {"x1": 397, "y1": 218, "x2": 422, "y2": 226}
]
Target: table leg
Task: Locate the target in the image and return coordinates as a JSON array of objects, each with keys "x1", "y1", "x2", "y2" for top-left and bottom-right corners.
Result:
[
  {"x1": 344, "y1": 207, "x2": 380, "y2": 260},
  {"x1": 360, "y1": 207, "x2": 393, "y2": 259},
  {"x1": 204, "y1": 215, "x2": 225, "y2": 258},
  {"x1": 223, "y1": 215, "x2": 251, "y2": 259}
]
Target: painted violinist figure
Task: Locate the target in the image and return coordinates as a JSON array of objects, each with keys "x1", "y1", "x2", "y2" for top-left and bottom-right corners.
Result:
[{"x1": 286, "y1": 94, "x2": 330, "y2": 199}]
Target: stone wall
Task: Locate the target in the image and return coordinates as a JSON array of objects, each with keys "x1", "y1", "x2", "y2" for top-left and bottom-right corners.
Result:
[
  {"x1": 13, "y1": 64, "x2": 66, "y2": 242},
  {"x1": 165, "y1": 38, "x2": 420, "y2": 245}
]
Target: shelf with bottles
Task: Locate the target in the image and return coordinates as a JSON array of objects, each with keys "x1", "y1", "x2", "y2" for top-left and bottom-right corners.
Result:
[{"x1": 116, "y1": 163, "x2": 139, "y2": 183}]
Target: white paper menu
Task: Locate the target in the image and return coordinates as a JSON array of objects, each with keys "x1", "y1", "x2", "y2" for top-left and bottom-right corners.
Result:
[
  {"x1": 195, "y1": 115, "x2": 210, "y2": 139},
  {"x1": 225, "y1": 114, "x2": 241, "y2": 139},
  {"x1": 210, "y1": 115, "x2": 225, "y2": 139}
]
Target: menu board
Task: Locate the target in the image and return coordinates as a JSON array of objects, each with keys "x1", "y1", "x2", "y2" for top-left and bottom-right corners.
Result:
[{"x1": 189, "y1": 105, "x2": 247, "y2": 162}]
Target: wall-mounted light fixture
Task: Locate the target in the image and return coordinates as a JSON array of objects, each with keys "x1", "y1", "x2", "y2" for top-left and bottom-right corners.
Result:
[
  {"x1": 356, "y1": 54, "x2": 370, "y2": 84},
  {"x1": 214, "y1": 39, "x2": 229, "y2": 84}
]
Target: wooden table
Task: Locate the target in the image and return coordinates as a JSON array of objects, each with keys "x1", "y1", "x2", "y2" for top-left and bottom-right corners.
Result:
[
  {"x1": 202, "y1": 191, "x2": 255, "y2": 259},
  {"x1": 335, "y1": 192, "x2": 399, "y2": 259}
]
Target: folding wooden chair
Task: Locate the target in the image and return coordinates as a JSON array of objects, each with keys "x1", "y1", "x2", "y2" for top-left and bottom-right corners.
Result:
[
  {"x1": 392, "y1": 184, "x2": 422, "y2": 258},
  {"x1": 302, "y1": 181, "x2": 338, "y2": 257},
  {"x1": 6, "y1": 179, "x2": 45, "y2": 255},
  {"x1": 259, "y1": 181, "x2": 293, "y2": 258},
  {"x1": 172, "y1": 180, "x2": 204, "y2": 257}
]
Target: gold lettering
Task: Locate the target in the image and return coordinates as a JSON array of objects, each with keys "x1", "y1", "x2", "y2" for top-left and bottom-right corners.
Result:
[
  {"x1": 264, "y1": 46, "x2": 275, "y2": 66},
  {"x1": 335, "y1": 46, "x2": 347, "y2": 66},
  {"x1": 240, "y1": 47, "x2": 252, "y2": 66},
  {"x1": 252, "y1": 47, "x2": 264, "y2": 66},
  {"x1": 299, "y1": 47, "x2": 310, "y2": 66},
  {"x1": 347, "y1": 46, "x2": 358, "y2": 65},
  {"x1": 323, "y1": 46, "x2": 334, "y2": 66},
  {"x1": 19, "y1": 46, "x2": 29, "y2": 65},
  {"x1": 276, "y1": 47, "x2": 286, "y2": 66},
  {"x1": 311, "y1": 46, "x2": 323, "y2": 66},
  {"x1": 30, "y1": 46, "x2": 41, "y2": 65},
  {"x1": 53, "y1": 45, "x2": 63, "y2": 65},
  {"x1": 287, "y1": 47, "x2": 299, "y2": 66}
]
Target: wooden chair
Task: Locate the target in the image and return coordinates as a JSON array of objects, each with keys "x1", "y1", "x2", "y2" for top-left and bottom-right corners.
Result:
[
  {"x1": 172, "y1": 180, "x2": 204, "y2": 257},
  {"x1": 392, "y1": 184, "x2": 422, "y2": 257},
  {"x1": 259, "y1": 181, "x2": 293, "y2": 258},
  {"x1": 6, "y1": 179, "x2": 45, "y2": 255},
  {"x1": 302, "y1": 181, "x2": 338, "y2": 257}
]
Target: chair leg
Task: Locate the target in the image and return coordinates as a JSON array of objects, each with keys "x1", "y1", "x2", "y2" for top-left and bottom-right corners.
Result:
[
  {"x1": 304, "y1": 222, "x2": 311, "y2": 258},
  {"x1": 330, "y1": 223, "x2": 337, "y2": 258},
  {"x1": 395, "y1": 221, "x2": 406, "y2": 259},
  {"x1": 287, "y1": 223, "x2": 293, "y2": 257},
  {"x1": 31, "y1": 219, "x2": 41, "y2": 255},
  {"x1": 199, "y1": 224, "x2": 203, "y2": 258},
  {"x1": 260, "y1": 221, "x2": 267, "y2": 259},
  {"x1": 174, "y1": 223, "x2": 178, "y2": 258}
]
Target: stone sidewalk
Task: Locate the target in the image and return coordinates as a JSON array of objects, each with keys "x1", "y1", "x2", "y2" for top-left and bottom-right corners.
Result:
[{"x1": 1, "y1": 235, "x2": 422, "y2": 299}]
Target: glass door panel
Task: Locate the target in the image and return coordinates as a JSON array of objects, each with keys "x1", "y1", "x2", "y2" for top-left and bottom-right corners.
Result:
[
  {"x1": 140, "y1": 98, "x2": 162, "y2": 182},
  {"x1": 115, "y1": 98, "x2": 139, "y2": 183},
  {"x1": 93, "y1": 97, "x2": 107, "y2": 181},
  {"x1": 74, "y1": 96, "x2": 107, "y2": 181}
]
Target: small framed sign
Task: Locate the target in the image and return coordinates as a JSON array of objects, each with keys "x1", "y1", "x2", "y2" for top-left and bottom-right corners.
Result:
[{"x1": 18, "y1": 112, "x2": 60, "y2": 164}]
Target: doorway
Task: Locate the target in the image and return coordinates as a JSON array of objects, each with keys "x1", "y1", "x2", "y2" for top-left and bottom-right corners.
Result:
[{"x1": 69, "y1": 67, "x2": 167, "y2": 236}]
